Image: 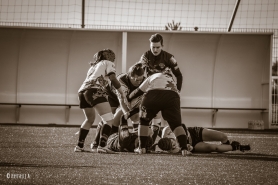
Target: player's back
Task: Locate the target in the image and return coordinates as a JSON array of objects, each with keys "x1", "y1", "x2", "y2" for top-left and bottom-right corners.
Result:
[{"x1": 141, "y1": 73, "x2": 178, "y2": 93}]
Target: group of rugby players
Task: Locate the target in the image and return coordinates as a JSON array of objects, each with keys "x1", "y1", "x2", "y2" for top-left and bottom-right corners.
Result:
[{"x1": 74, "y1": 33, "x2": 250, "y2": 156}]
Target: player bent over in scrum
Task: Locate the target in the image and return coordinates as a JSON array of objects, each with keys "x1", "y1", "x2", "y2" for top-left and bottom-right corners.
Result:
[
  {"x1": 91, "y1": 63, "x2": 163, "y2": 151},
  {"x1": 129, "y1": 68, "x2": 191, "y2": 156},
  {"x1": 155, "y1": 125, "x2": 251, "y2": 153}
]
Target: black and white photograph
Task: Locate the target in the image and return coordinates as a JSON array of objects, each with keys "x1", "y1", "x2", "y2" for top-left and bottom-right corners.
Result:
[{"x1": 0, "y1": 0, "x2": 278, "y2": 184}]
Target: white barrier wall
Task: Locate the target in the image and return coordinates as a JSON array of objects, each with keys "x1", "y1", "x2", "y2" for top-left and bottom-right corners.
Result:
[{"x1": 0, "y1": 27, "x2": 271, "y2": 128}]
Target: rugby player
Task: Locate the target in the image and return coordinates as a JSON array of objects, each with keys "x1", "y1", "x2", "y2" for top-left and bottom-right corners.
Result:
[
  {"x1": 137, "y1": 33, "x2": 184, "y2": 143},
  {"x1": 129, "y1": 68, "x2": 191, "y2": 156},
  {"x1": 74, "y1": 49, "x2": 128, "y2": 153},
  {"x1": 155, "y1": 125, "x2": 251, "y2": 153},
  {"x1": 90, "y1": 63, "x2": 145, "y2": 151}
]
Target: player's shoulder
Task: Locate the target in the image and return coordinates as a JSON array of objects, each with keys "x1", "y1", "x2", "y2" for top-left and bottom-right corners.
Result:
[
  {"x1": 162, "y1": 50, "x2": 174, "y2": 58},
  {"x1": 101, "y1": 60, "x2": 115, "y2": 67},
  {"x1": 117, "y1": 73, "x2": 129, "y2": 84}
]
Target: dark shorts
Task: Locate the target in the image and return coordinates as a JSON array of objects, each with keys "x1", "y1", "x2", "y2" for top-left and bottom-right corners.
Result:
[
  {"x1": 187, "y1": 127, "x2": 204, "y2": 148},
  {"x1": 105, "y1": 85, "x2": 120, "y2": 108},
  {"x1": 140, "y1": 90, "x2": 181, "y2": 129},
  {"x1": 78, "y1": 88, "x2": 108, "y2": 109}
]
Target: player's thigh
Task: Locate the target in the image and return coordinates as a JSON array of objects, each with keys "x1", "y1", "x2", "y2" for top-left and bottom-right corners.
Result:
[
  {"x1": 161, "y1": 99, "x2": 181, "y2": 126},
  {"x1": 94, "y1": 101, "x2": 113, "y2": 116},
  {"x1": 202, "y1": 128, "x2": 228, "y2": 142},
  {"x1": 140, "y1": 94, "x2": 160, "y2": 122},
  {"x1": 82, "y1": 107, "x2": 96, "y2": 122},
  {"x1": 194, "y1": 142, "x2": 215, "y2": 153}
]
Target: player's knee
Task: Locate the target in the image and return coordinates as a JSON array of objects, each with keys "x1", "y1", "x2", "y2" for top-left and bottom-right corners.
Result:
[{"x1": 100, "y1": 112, "x2": 114, "y2": 126}]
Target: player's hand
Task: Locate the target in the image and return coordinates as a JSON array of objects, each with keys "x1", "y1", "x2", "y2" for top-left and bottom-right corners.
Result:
[
  {"x1": 187, "y1": 144, "x2": 193, "y2": 152},
  {"x1": 123, "y1": 111, "x2": 130, "y2": 119}
]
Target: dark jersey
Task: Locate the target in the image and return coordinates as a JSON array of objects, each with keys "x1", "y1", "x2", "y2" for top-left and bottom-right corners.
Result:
[
  {"x1": 108, "y1": 73, "x2": 140, "y2": 99},
  {"x1": 107, "y1": 130, "x2": 152, "y2": 152},
  {"x1": 139, "y1": 50, "x2": 177, "y2": 75},
  {"x1": 139, "y1": 50, "x2": 183, "y2": 91}
]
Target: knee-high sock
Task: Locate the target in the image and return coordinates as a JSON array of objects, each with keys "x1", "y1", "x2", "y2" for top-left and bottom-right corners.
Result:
[
  {"x1": 172, "y1": 126, "x2": 188, "y2": 150},
  {"x1": 138, "y1": 118, "x2": 150, "y2": 149},
  {"x1": 78, "y1": 128, "x2": 89, "y2": 148},
  {"x1": 151, "y1": 125, "x2": 160, "y2": 143},
  {"x1": 92, "y1": 121, "x2": 103, "y2": 147},
  {"x1": 99, "y1": 124, "x2": 111, "y2": 147}
]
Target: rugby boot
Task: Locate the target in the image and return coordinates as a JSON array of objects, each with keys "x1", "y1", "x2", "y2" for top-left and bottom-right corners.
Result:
[
  {"x1": 90, "y1": 143, "x2": 98, "y2": 152},
  {"x1": 74, "y1": 146, "x2": 85, "y2": 152},
  {"x1": 239, "y1": 144, "x2": 251, "y2": 152},
  {"x1": 134, "y1": 147, "x2": 146, "y2": 154},
  {"x1": 231, "y1": 141, "x2": 240, "y2": 151}
]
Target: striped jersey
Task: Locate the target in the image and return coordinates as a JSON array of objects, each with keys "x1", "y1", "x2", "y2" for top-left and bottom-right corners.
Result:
[{"x1": 78, "y1": 60, "x2": 116, "y2": 93}]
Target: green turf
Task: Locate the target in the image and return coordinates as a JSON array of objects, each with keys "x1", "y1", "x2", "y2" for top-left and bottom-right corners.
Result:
[{"x1": 0, "y1": 125, "x2": 277, "y2": 185}]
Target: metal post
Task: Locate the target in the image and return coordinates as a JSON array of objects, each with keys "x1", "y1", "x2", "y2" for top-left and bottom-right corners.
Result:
[
  {"x1": 227, "y1": 0, "x2": 241, "y2": 32},
  {"x1": 81, "y1": 0, "x2": 85, "y2": 28}
]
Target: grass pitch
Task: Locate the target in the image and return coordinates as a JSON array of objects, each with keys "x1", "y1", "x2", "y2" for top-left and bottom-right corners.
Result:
[{"x1": 0, "y1": 125, "x2": 278, "y2": 185}]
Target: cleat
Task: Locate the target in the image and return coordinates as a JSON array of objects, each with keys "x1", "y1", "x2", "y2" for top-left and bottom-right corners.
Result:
[
  {"x1": 74, "y1": 146, "x2": 84, "y2": 152},
  {"x1": 181, "y1": 150, "x2": 192, "y2": 156},
  {"x1": 134, "y1": 147, "x2": 146, "y2": 154},
  {"x1": 97, "y1": 146, "x2": 115, "y2": 154},
  {"x1": 90, "y1": 143, "x2": 98, "y2": 152},
  {"x1": 239, "y1": 144, "x2": 251, "y2": 152},
  {"x1": 221, "y1": 140, "x2": 230, "y2": 145},
  {"x1": 231, "y1": 141, "x2": 240, "y2": 151}
]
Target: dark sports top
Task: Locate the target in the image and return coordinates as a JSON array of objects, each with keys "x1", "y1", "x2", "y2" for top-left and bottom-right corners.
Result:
[{"x1": 139, "y1": 50, "x2": 183, "y2": 91}]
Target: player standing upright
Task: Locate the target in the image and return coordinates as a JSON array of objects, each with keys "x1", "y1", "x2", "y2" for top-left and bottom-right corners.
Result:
[
  {"x1": 137, "y1": 33, "x2": 184, "y2": 143},
  {"x1": 75, "y1": 49, "x2": 127, "y2": 153}
]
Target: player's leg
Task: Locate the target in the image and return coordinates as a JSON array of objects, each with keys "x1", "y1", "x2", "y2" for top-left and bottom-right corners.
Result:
[
  {"x1": 161, "y1": 91, "x2": 190, "y2": 156},
  {"x1": 75, "y1": 107, "x2": 95, "y2": 152},
  {"x1": 75, "y1": 90, "x2": 96, "y2": 152},
  {"x1": 151, "y1": 113, "x2": 162, "y2": 144},
  {"x1": 94, "y1": 101, "x2": 115, "y2": 153},
  {"x1": 91, "y1": 107, "x2": 118, "y2": 151},
  {"x1": 91, "y1": 121, "x2": 104, "y2": 152},
  {"x1": 194, "y1": 142, "x2": 234, "y2": 153},
  {"x1": 202, "y1": 128, "x2": 230, "y2": 144},
  {"x1": 135, "y1": 92, "x2": 159, "y2": 154},
  {"x1": 107, "y1": 95, "x2": 120, "y2": 134},
  {"x1": 111, "y1": 108, "x2": 122, "y2": 134}
]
